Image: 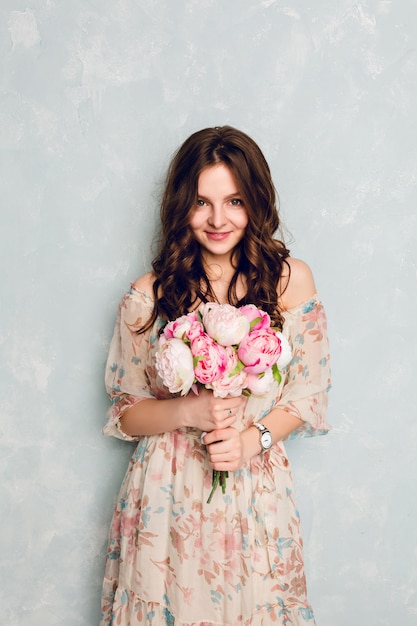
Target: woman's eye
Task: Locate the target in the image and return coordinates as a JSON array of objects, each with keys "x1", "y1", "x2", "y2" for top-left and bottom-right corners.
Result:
[
  {"x1": 196, "y1": 199, "x2": 206, "y2": 207},
  {"x1": 230, "y1": 198, "x2": 243, "y2": 206}
]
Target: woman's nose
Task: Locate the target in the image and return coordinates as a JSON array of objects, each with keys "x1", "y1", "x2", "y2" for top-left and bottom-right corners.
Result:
[{"x1": 208, "y1": 205, "x2": 227, "y2": 228}]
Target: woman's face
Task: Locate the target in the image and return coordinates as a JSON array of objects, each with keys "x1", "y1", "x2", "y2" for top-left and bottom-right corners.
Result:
[{"x1": 189, "y1": 163, "x2": 248, "y2": 263}]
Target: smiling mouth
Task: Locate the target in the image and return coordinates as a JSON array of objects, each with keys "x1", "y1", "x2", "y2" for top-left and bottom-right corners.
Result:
[{"x1": 206, "y1": 232, "x2": 230, "y2": 240}]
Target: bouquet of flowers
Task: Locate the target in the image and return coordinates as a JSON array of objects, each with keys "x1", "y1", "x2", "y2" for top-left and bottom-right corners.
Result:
[{"x1": 155, "y1": 302, "x2": 292, "y2": 501}]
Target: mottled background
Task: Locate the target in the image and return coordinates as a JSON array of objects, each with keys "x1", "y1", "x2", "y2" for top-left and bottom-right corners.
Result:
[{"x1": 1, "y1": 1, "x2": 416, "y2": 624}]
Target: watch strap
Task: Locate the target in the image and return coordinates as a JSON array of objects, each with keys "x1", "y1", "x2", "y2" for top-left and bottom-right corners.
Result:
[
  {"x1": 251, "y1": 422, "x2": 272, "y2": 451},
  {"x1": 252, "y1": 422, "x2": 267, "y2": 433}
]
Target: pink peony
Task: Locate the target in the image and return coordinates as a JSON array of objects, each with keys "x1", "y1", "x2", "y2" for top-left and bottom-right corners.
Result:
[
  {"x1": 238, "y1": 327, "x2": 282, "y2": 375},
  {"x1": 239, "y1": 304, "x2": 271, "y2": 331},
  {"x1": 163, "y1": 311, "x2": 203, "y2": 342},
  {"x1": 200, "y1": 302, "x2": 250, "y2": 346},
  {"x1": 191, "y1": 333, "x2": 228, "y2": 385},
  {"x1": 206, "y1": 346, "x2": 247, "y2": 398},
  {"x1": 155, "y1": 338, "x2": 195, "y2": 395}
]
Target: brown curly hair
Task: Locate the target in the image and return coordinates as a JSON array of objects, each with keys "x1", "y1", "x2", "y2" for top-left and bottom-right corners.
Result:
[{"x1": 142, "y1": 125, "x2": 290, "y2": 332}]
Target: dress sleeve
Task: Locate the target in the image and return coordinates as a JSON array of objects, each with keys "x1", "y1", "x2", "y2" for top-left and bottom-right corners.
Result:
[
  {"x1": 275, "y1": 294, "x2": 332, "y2": 439},
  {"x1": 103, "y1": 285, "x2": 156, "y2": 441}
]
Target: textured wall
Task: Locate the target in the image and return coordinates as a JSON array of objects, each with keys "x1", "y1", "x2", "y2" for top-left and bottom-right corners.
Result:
[{"x1": 1, "y1": 1, "x2": 416, "y2": 624}]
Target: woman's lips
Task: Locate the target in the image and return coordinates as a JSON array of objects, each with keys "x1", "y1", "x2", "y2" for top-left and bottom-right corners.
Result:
[{"x1": 206, "y1": 232, "x2": 230, "y2": 240}]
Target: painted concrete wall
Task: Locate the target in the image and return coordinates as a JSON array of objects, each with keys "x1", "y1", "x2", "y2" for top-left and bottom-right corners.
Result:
[{"x1": 1, "y1": 1, "x2": 416, "y2": 624}]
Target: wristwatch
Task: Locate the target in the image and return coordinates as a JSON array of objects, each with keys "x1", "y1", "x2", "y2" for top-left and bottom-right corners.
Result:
[{"x1": 251, "y1": 422, "x2": 273, "y2": 452}]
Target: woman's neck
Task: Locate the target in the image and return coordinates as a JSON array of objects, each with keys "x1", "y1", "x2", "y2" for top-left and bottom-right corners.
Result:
[{"x1": 203, "y1": 261, "x2": 247, "y2": 305}]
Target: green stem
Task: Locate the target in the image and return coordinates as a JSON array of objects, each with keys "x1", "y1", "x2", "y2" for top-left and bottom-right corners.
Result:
[{"x1": 206, "y1": 470, "x2": 228, "y2": 503}]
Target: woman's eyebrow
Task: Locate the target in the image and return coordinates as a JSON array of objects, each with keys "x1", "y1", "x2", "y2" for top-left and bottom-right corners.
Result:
[{"x1": 197, "y1": 191, "x2": 241, "y2": 200}]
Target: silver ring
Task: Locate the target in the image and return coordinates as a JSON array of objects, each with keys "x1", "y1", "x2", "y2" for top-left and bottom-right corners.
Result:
[{"x1": 228, "y1": 408, "x2": 232, "y2": 417}]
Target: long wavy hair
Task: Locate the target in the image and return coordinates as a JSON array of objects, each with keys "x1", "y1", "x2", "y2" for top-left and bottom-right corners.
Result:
[{"x1": 141, "y1": 125, "x2": 290, "y2": 332}]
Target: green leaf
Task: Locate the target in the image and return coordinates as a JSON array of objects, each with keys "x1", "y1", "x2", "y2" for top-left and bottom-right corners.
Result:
[
  {"x1": 272, "y1": 363, "x2": 282, "y2": 385},
  {"x1": 250, "y1": 316, "x2": 263, "y2": 329},
  {"x1": 229, "y1": 360, "x2": 245, "y2": 377}
]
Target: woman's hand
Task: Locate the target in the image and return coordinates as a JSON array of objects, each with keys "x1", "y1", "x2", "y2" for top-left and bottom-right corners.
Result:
[
  {"x1": 203, "y1": 426, "x2": 244, "y2": 472},
  {"x1": 182, "y1": 387, "x2": 244, "y2": 433}
]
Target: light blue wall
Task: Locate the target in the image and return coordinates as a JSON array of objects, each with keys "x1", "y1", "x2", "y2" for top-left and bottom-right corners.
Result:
[{"x1": 1, "y1": 1, "x2": 416, "y2": 624}]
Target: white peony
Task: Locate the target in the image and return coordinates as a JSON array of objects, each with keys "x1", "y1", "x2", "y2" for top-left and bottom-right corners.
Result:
[
  {"x1": 275, "y1": 332, "x2": 292, "y2": 369},
  {"x1": 245, "y1": 368, "x2": 274, "y2": 396},
  {"x1": 155, "y1": 338, "x2": 195, "y2": 396},
  {"x1": 200, "y1": 302, "x2": 250, "y2": 346}
]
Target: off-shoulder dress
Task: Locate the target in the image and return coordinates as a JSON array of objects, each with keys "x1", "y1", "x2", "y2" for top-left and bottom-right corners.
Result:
[{"x1": 100, "y1": 285, "x2": 331, "y2": 626}]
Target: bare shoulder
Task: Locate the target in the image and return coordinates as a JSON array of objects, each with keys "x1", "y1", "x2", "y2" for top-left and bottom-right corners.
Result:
[
  {"x1": 132, "y1": 271, "x2": 156, "y2": 295},
  {"x1": 278, "y1": 257, "x2": 317, "y2": 310}
]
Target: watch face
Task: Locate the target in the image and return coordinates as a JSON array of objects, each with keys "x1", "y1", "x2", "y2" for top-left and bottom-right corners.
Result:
[{"x1": 261, "y1": 431, "x2": 272, "y2": 449}]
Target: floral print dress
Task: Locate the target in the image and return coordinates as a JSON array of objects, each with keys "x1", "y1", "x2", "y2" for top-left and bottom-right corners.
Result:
[{"x1": 100, "y1": 285, "x2": 331, "y2": 626}]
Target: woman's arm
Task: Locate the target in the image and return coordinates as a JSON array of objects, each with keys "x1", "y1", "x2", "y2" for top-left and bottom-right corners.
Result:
[
  {"x1": 119, "y1": 387, "x2": 244, "y2": 437},
  {"x1": 107, "y1": 273, "x2": 247, "y2": 440},
  {"x1": 204, "y1": 258, "x2": 329, "y2": 470}
]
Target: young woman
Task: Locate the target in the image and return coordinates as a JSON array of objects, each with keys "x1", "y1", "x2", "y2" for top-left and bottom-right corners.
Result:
[{"x1": 100, "y1": 126, "x2": 331, "y2": 625}]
